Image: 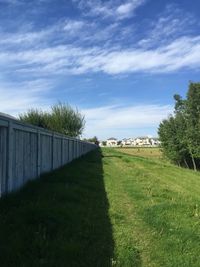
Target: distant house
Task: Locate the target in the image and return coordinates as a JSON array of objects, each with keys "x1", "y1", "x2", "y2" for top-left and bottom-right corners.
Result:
[
  {"x1": 150, "y1": 137, "x2": 161, "y2": 146},
  {"x1": 134, "y1": 136, "x2": 151, "y2": 146},
  {"x1": 133, "y1": 136, "x2": 161, "y2": 146},
  {"x1": 121, "y1": 138, "x2": 132, "y2": 146},
  {"x1": 105, "y1": 136, "x2": 160, "y2": 147},
  {"x1": 106, "y1": 137, "x2": 118, "y2": 147}
]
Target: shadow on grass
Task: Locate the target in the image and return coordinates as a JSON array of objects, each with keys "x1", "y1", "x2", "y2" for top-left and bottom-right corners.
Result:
[{"x1": 0, "y1": 149, "x2": 114, "y2": 267}]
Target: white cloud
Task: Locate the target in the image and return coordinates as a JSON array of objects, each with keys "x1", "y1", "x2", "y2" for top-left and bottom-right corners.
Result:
[
  {"x1": 1, "y1": 36, "x2": 200, "y2": 76},
  {"x1": 74, "y1": 0, "x2": 146, "y2": 20},
  {"x1": 0, "y1": 30, "x2": 51, "y2": 46},
  {"x1": 0, "y1": 79, "x2": 53, "y2": 115},
  {"x1": 116, "y1": 0, "x2": 146, "y2": 18},
  {"x1": 82, "y1": 104, "x2": 173, "y2": 139},
  {"x1": 63, "y1": 20, "x2": 85, "y2": 33},
  {"x1": 0, "y1": 18, "x2": 116, "y2": 49},
  {"x1": 116, "y1": 3, "x2": 134, "y2": 15},
  {"x1": 139, "y1": 4, "x2": 197, "y2": 48}
]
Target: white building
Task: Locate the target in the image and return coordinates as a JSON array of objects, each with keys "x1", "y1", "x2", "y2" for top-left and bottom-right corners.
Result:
[
  {"x1": 150, "y1": 138, "x2": 161, "y2": 146},
  {"x1": 106, "y1": 137, "x2": 118, "y2": 147},
  {"x1": 120, "y1": 136, "x2": 161, "y2": 147},
  {"x1": 134, "y1": 136, "x2": 151, "y2": 146},
  {"x1": 121, "y1": 138, "x2": 131, "y2": 146},
  {"x1": 105, "y1": 136, "x2": 160, "y2": 147}
]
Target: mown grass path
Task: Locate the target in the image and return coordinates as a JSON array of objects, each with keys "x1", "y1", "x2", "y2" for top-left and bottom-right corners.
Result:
[
  {"x1": 1, "y1": 148, "x2": 200, "y2": 266},
  {"x1": 103, "y1": 148, "x2": 200, "y2": 266}
]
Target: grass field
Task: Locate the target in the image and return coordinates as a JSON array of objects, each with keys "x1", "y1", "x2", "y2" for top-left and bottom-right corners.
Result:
[
  {"x1": 115, "y1": 147, "x2": 162, "y2": 159},
  {"x1": 0, "y1": 148, "x2": 200, "y2": 266}
]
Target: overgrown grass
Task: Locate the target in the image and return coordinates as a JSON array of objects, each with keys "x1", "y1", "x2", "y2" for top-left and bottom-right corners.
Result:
[{"x1": 1, "y1": 148, "x2": 200, "y2": 266}]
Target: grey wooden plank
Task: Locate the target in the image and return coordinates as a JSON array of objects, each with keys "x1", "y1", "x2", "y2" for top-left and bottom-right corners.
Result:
[
  {"x1": 7, "y1": 122, "x2": 14, "y2": 192},
  {"x1": 0, "y1": 127, "x2": 7, "y2": 196}
]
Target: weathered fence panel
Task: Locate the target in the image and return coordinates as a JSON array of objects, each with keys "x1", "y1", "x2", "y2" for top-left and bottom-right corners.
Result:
[{"x1": 0, "y1": 114, "x2": 96, "y2": 197}]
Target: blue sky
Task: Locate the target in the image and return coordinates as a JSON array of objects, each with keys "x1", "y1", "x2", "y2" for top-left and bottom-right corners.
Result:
[{"x1": 0, "y1": 0, "x2": 200, "y2": 140}]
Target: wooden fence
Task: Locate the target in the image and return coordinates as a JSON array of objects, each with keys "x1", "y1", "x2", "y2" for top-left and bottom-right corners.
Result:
[{"x1": 0, "y1": 114, "x2": 96, "y2": 197}]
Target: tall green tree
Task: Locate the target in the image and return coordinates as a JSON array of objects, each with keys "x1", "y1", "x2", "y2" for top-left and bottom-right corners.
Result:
[
  {"x1": 48, "y1": 103, "x2": 85, "y2": 137},
  {"x1": 158, "y1": 82, "x2": 200, "y2": 170},
  {"x1": 19, "y1": 103, "x2": 85, "y2": 137},
  {"x1": 158, "y1": 116, "x2": 185, "y2": 165},
  {"x1": 185, "y1": 83, "x2": 200, "y2": 170},
  {"x1": 19, "y1": 109, "x2": 49, "y2": 128}
]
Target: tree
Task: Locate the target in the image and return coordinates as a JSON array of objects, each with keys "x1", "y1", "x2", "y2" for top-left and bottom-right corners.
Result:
[
  {"x1": 19, "y1": 103, "x2": 85, "y2": 137},
  {"x1": 84, "y1": 136, "x2": 99, "y2": 145},
  {"x1": 102, "y1": 141, "x2": 107, "y2": 146},
  {"x1": 48, "y1": 103, "x2": 85, "y2": 137},
  {"x1": 19, "y1": 109, "x2": 49, "y2": 128},
  {"x1": 173, "y1": 94, "x2": 190, "y2": 168},
  {"x1": 158, "y1": 116, "x2": 185, "y2": 165},
  {"x1": 185, "y1": 83, "x2": 200, "y2": 170},
  {"x1": 158, "y1": 82, "x2": 200, "y2": 170}
]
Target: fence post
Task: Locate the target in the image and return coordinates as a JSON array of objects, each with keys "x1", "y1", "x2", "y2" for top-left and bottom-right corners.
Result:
[
  {"x1": 7, "y1": 121, "x2": 14, "y2": 193},
  {"x1": 37, "y1": 130, "x2": 41, "y2": 177}
]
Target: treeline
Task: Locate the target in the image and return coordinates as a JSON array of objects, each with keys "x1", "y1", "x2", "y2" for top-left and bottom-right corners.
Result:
[
  {"x1": 158, "y1": 82, "x2": 200, "y2": 171},
  {"x1": 19, "y1": 103, "x2": 85, "y2": 137}
]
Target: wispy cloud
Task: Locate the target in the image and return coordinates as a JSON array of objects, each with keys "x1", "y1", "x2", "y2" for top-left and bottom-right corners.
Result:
[
  {"x1": 96, "y1": 36, "x2": 200, "y2": 74},
  {"x1": 1, "y1": 35, "x2": 200, "y2": 76},
  {"x1": 116, "y1": 0, "x2": 146, "y2": 18},
  {"x1": 0, "y1": 18, "x2": 121, "y2": 50},
  {"x1": 74, "y1": 0, "x2": 146, "y2": 20},
  {"x1": 0, "y1": 29, "x2": 52, "y2": 47},
  {"x1": 82, "y1": 104, "x2": 173, "y2": 139},
  {"x1": 63, "y1": 19, "x2": 85, "y2": 34},
  {"x1": 0, "y1": 79, "x2": 53, "y2": 115},
  {"x1": 139, "y1": 4, "x2": 197, "y2": 48}
]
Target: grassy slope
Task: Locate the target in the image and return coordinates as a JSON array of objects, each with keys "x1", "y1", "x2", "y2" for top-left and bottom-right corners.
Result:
[
  {"x1": 0, "y1": 148, "x2": 200, "y2": 266},
  {"x1": 103, "y1": 148, "x2": 200, "y2": 266}
]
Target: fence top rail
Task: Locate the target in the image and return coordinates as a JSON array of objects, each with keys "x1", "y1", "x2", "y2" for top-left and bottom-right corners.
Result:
[{"x1": 0, "y1": 113, "x2": 95, "y2": 146}]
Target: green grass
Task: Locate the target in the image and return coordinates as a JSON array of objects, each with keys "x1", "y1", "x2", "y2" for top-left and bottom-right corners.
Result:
[
  {"x1": 0, "y1": 151, "x2": 113, "y2": 267},
  {"x1": 115, "y1": 147, "x2": 162, "y2": 159},
  {"x1": 103, "y1": 148, "x2": 200, "y2": 266},
  {"x1": 1, "y1": 148, "x2": 200, "y2": 266}
]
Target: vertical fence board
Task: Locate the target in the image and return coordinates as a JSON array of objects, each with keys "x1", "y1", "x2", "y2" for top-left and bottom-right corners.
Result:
[
  {"x1": 40, "y1": 134, "x2": 52, "y2": 174},
  {"x1": 30, "y1": 132, "x2": 37, "y2": 180},
  {"x1": 0, "y1": 127, "x2": 7, "y2": 196},
  {"x1": 62, "y1": 139, "x2": 68, "y2": 164}
]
